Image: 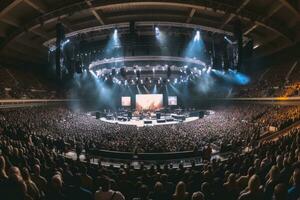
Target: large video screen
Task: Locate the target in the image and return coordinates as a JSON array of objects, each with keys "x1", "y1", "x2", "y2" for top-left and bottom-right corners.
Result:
[
  {"x1": 121, "y1": 96, "x2": 131, "y2": 106},
  {"x1": 168, "y1": 96, "x2": 177, "y2": 106},
  {"x1": 136, "y1": 94, "x2": 163, "y2": 111}
]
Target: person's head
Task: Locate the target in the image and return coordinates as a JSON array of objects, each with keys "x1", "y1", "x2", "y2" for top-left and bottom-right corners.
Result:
[
  {"x1": 139, "y1": 184, "x2": 149, "y2": 199},
  {"x1": 33, "y1": 164, "x2": 40, "y2": 176},
  {"x1": 283, "y1": 158, "x2": 289, "y2": 168},
  {"x1": 192, "y1": 191, "x2": 205, "y2": 200},
  {"x1": 51, "y1": 174, "x2": 63, "y2": 190},
  {"x1": 269, "y1": 165, "x2": 280, "y2": 181},
  {"x1": 201, "y1": 182, "x2": 210, "y2": 194},
  {"x1": 292, "y1": 168, "x2": 300, "y2": 186},
  {"x1": 248, "y1": 175, "x2": 260, "y2": 193},
  {"x1": 174, "y1": 181, "x2": 186, "y2": 196},
  {"x1": 273, "y1": 183, "x2": 287, "y2": 200},
  {"x1": 160, "y1": 174, "x2": 168, "y2": 183},
  {"x1": 254, "y1": 159, "x2": 260, "y2": 168},
  {"x1": 227, "y1": 173, "x2": 236, "y2": 184},
  {"x1": 100, "y1": 177, "x2": 111, "y2": 192},
  {"x1": 154, "y1": 181, "x2": 163, "y2": 193},
  {"x1": 276, "y1": 155, "x2": 283, "y2": 167},
  {"x1": 9, "y1": 166, "x2": 21, "y2": 179},
  {"x1": 21, "y1": 167, "x2": 31, "y2": 181}
]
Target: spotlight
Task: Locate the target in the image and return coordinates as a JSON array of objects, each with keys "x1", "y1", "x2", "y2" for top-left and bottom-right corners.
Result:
[
  {"x1": 224, "y1": 36, "x2": 233, "y2": 44},
  {"x1": 194, "y1": 30, "x2": 200, "y2": 41},
  {"x1": 207, "y1": 67, "x2": 212, "y2": 73},
  {"x1": 61, "y1": 39, "x2": 70, "y2": 47},
  {"x1": 253, "y1": 44, "x2": 260, "y2": 49},
  {"x1": 155, "y1": 26, "x2": 160, "y2": 37},
  {"x1": 113, "y1": 29, "x2": 119, "y2": 45}
]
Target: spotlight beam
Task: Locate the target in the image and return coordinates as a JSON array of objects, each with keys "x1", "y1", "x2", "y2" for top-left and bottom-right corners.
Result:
[{"x1": 194, "y1": 30, "x2": 200, "y2": 41}]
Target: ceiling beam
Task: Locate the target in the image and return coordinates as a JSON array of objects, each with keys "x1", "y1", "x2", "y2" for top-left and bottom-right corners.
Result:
[
  {"x1": 219, "y1": 0, "x2": 251, "y2": 30},
  {"x1": 30, "y1": 29, "x2": 50, "y2": 40},
  {"x1": 61, "y1": 19, "x2": 74, "y2": 32},
  {"x1": 279, "y1": 0, "x2": 300, "y2": 20},
  {"x1": 244, "y1": 3, "x2": 283, "y2": 36},
  {"x1": 15, "y1": 38, "x2": 47, "y2": 52},
  {"x1": 8, "y1": 42, "x2": 45, "y2": 60},
  {"x1": 0, "y1": 0, "x2": 294, "y2": 50},
  {"x1": 93, "y1": 1, "x2": 292, "y2": 41},
  {"x1": 244, "y1": 24, "x2": 258, "y2": 35},
  {"x1": 85, "y1": 0, "x2": 105, "y2": 25},
  {"x1": 255, "y1": 35, "x2": 279, "y2": 49},
  {"x1": 186, "y1": 8, "x2": 196, "y2": 23},
  {"x1": 23, "y1": 0, "x2": 47, "y2": 13},
  {"x1": 0, "y1": 0, "x2": 23, "y2": 19},
  {"x1": 1, "y1": 17, "x2": 20, "y2": 27},
  {"x1": 254, "y1": 37, "x2": 291, "y2": 58},
  {"x1": 0, "y1": 18, "x2": 50, "y2": 40},
  {"x1": 2, "y1": 47, "x2": 45, "y2": 64}
]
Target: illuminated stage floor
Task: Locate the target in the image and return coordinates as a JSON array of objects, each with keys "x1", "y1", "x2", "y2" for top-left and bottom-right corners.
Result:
[{"x1": 100, "y1": 116, "x2": 199, "y2": 127}]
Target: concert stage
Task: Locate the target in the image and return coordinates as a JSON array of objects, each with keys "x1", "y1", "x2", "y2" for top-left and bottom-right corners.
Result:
[{"x1": 100, "y1": 116, "x2": 199, "y2": 127}]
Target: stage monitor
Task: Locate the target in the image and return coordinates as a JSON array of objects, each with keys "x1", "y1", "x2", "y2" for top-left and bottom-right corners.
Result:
[
  {"x1": 136, "y1": 94, "x2": 163, "y2": 111},
  {"x1": 121, "y1": 96, "x2": 131, "y2": 106},
  {"x1": 168, "y1": 96, "x2": 177, "y2": 106}
]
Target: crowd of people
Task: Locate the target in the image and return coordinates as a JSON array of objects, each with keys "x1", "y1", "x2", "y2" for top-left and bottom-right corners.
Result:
[
  {"x1": 1, "y1": 104, "x2": 300, "y2": 154},
  {"x1": 236, "y1": 60, "x2": 300, "y2": 98},
  {"x1": 0, "y1": 105, "x2": 300, "y2": 199}
]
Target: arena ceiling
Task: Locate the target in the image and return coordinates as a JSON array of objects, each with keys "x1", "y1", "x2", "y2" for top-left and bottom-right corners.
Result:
[{"x1": 0, "y1": 0, "x2": 299, "y2": 67}]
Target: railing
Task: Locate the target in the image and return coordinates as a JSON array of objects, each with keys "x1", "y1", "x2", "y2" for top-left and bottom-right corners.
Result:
[
  {"x1": 0, "y1": 99, "x2": 80, "y2": 106},
  {"x1": 89, "y1": 56, "x2": 207, "y2": 69},
  {"x1": 260, "y1": 120, "x2": 300, "y2": 142},
  {"x1": 212, "y1": 96, "x2": 300, "y2": 101},
  {"x1": 87, "y1": 149, "x2": 213, "y2": 162}
]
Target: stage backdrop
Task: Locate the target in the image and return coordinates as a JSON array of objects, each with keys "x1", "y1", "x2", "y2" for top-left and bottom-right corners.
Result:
[
  {"x1": 168, "y1": 96, "x2": 177, "y2": 106},
  {"x1": 136, "y1": 94, "x2": 163, "y2": 111},
  {"x1": 121, "y1": 96, "x2": 131, "y2": 106}
]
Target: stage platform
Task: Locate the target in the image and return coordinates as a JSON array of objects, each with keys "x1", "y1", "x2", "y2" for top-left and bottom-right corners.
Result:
[{"x1": 100, "y1": 116, "x2": 199, "y2": 127}]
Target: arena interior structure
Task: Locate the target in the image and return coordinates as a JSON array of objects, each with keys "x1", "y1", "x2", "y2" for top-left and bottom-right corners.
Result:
[{"x1": 0, "y1": 1, "x2": 300, "y2": 200}]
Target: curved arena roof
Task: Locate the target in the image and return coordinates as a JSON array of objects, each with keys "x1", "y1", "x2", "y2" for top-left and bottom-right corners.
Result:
[{"x1": 0, "y1": 0, "x2": 299, "y2": 66}]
